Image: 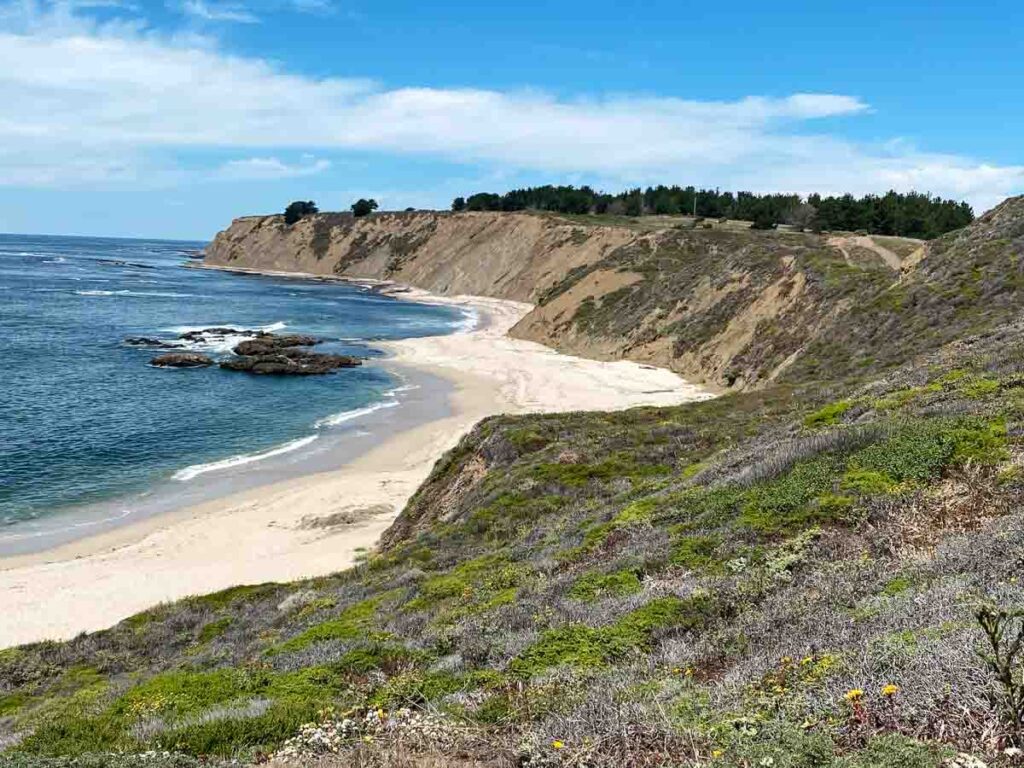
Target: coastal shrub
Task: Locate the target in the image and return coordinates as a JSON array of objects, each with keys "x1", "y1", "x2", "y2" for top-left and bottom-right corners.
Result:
[
  {"x1": 670, "y1": 534, "x2": 721, "y2": 571},
  {"x1": 152, "y1": 699, "x2": 323, "y2": 757},
  {"x1": 510, "y1": 595, "x2": 712, "y2": 677},
  {"x1": 840, "y1": 467, "x2": 896, "y2": 495},
  {"x1": 370, "y1": 670, "x2": 466, "y2": 707},
  {"x1": 406, "y1": 553, "x2": 517, "y2": 610},
  {"x1": 272, "y1": 597, "x2": 380, "y2": 653},
  {"x1": 189, "y1": 584, "x2": 278, "y2": 612},
  {"x1": 880, "y1": 575, "x2": 914, "y2": 597},
  {"x1": 197, "y1": 617, "x2": 232, "y2": 644},
  {"x1": 568, "y1": 568, "x2": 642, "y2": 602},
  {"x1": 803, "y1": 400, "x2": 852, "y2": 428},
  {"x1": 848, "y1": 418, "x2": 1007, "y2": 482},
  {"x1": 738, "y1": 455, "x2": 845, "y2": 534},
  {"x1": 961, "y1": 376, "x2": 1000, "y2": 399},
  {"x1": 505, "y1": 428, "x2": 551, "y2": 453},
  {"x1": 333, "y1": 643, "x2": 417, "y2": 675},
  {"x1": 531, "y1": 456, "x2": 670, "y2": 487}
]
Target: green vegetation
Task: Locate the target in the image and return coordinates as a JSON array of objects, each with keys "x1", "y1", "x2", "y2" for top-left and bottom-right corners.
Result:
[
  {"x1": 568, "y1": 568, "x2": 642, "y2": 602},
  {"x1": 350, "y1": 198, "x2": 378, "y2": 217},
  {"x1": 282, "y1": 199, "x2": 317, "y2": 225},
  {"x1": 456, "y1": 185, "x2": 973, "y2": 237},
  {"x1": 804, "y1": 399, "x2": 852, "y2": 428}
]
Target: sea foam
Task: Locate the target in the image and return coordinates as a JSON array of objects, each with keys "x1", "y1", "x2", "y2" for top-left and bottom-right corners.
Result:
[{"x1": 173, "y1": 435, "x2": 319, "y2": 482}]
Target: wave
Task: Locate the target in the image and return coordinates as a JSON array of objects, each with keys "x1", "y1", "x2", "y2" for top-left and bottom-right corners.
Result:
[
  {"x1": 173, "y1": 435, "x2": 319, "y2": 482},
  {"x1": 315, "y1": 399, "x2": 399, "y2": 428},
  {"x1": 165, "y1": 321, "x2": 287, "y2": 335},
  {"x1": 74, "y1": 289, "x2": 207, "y2": 298},
  {"x1": 165, "y1": 322, "x2": 289, "y2": 354},
  {"x1": 0, "y1": 508, "x2": 134, "y2": 542},
  {"x1": 455, "y1": 307, "x2": 479, "y2": 333}
]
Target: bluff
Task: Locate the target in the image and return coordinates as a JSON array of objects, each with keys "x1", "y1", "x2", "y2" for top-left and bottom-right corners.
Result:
[{"x1": 204, "y1": 200, "x2": 1024, "y2": 390}]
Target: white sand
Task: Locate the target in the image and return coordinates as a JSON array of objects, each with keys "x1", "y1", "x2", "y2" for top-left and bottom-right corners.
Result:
[{"x1": 0, "y1": 293, "x2": 711, "y2": 648}]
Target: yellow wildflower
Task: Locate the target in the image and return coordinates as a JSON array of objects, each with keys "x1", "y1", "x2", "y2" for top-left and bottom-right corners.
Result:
[
  {"x1": 881, "y1": 684, "x2": 900, "y2": 697},
  {"x1": 844, "y1": 688, "x2": 864, "y2": 702},
  {"x1": 552, "y1": 740, "x2": 565, "y2": 750},
  {"x1": 781, "y1": 656, "x2": 792, "y2": 664},
  {"x1": 712, "y1": 749, "x2": 725, "y2": 758},
  {"x1": 685, "y1": 667, "x2": 695, "y2": 677}
]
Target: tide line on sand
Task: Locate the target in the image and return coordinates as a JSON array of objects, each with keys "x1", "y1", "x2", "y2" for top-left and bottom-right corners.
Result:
[{"x1": 0, "y1": 287, "x2": 712, "y2": 648}]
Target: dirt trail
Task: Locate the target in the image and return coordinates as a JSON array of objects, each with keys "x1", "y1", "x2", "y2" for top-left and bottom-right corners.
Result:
[{"x1": 827, "y1": 235, "x2": 903, "y2": 271}]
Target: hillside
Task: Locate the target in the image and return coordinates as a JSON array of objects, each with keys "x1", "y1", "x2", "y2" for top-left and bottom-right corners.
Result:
[
  {"x1": 2, "y1": 199, "x2": 1024, "y2": 768},
  {"x1": 204, "y1": 200, "x2": 1023, "y2": 390}
]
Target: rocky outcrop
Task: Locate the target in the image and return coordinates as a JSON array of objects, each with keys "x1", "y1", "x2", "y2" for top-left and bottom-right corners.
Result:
[
  {"x1": 220, "y1": 331, "x2": 359, "y2": 375},
  {"x1": 233, "y1": 335, "x2": 318, "y2": 356},
  {"x1": 125, "y1": 337, "x2": 170, "y2": 348},
  {"x1": 151, "y1": 352, "x2": 214, "y2": 368},
  {"x1": 220, "y1": 349, "x2": 360, "y2": 375},
  {"x1": 178, "y1": 327, "x2": 255, "y2": 342},
  {"x1": 142, "y1": 328, "x2": 359, "y2": 375}
]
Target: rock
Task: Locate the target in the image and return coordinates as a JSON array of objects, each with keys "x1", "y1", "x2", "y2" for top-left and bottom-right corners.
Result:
[
  {"x1": 151, "y1": 352, "x2": 214, "y2": 368},
  {"x1": 125, "y1": 337, "x2": 172, "y2": 348},
  {"x1": 178, "y1": 327, "x2": 255, "y2": 342},
  {"x1": 233, "y1": 334, "x2": 319, "y2": 356},
  {"x1": 220, "y1": 350, "x2": 361, "y2": 375}
]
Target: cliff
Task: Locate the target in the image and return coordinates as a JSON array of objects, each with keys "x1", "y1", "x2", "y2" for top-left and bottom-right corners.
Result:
[{"x1": 204, "y1": 200, "x2": 1024, "y2": 390}]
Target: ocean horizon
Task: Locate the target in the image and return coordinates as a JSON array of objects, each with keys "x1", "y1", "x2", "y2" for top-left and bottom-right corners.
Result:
[{"x1": 0, "y1": 232, "x2": 470, "y2": 554}]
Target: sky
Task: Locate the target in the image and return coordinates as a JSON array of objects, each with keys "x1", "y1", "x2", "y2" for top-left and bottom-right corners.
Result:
[{"x1": 0, "y1": 0, "x2": 1022, "y2": 240}]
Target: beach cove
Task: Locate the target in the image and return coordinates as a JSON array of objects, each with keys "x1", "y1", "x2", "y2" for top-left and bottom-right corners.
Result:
[{"x1": 0, "y1": 283, "x2": 711, "y2": 648}]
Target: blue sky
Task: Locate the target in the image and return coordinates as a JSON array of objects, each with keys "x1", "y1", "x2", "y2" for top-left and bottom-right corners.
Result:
[{"x1": 0, "y1": 0, "x2": 1021, "y2": 240}]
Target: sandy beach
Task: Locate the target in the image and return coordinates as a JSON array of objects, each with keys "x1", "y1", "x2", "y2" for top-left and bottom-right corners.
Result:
[{"x1": 0, "y1": 290, "x2": 711, "y2": 648}]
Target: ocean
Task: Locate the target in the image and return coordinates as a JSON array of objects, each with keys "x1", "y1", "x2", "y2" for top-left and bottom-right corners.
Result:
[{"x1": 0, "y1": 233, "x2": 469, "y2": 553}]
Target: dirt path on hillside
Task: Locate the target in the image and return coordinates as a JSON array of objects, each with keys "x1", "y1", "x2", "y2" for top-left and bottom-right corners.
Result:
[{"x1": 827, "y1": 235, "x2": 904, "y2": 271}]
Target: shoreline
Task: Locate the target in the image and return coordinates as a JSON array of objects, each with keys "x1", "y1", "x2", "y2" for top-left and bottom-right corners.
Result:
[{"x1": 0, "y1": 281, "x2": 712, "y2": 649}]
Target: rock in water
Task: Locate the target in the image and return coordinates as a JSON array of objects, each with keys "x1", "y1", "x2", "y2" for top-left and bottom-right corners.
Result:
[
  {"x1": 220, "y1": 350, "x2": 361, "y2": 375},
  {"x1": 178, "y1": 327, "x2": 256, "y2": 342},
  {"x1": 233, "y1": 334, "x2": 319, "y2": 355},
  {"x1": 125, "y1": 337, "x2": 172, "y2": 348},
  {"x1": 151, "y1": 352, "x2": 214, "y2": 368}
]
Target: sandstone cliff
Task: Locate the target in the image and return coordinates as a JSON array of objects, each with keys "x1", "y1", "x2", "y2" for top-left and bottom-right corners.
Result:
[{"x1": 204, "y1": 200, "x2": 1024, "y2": 390}]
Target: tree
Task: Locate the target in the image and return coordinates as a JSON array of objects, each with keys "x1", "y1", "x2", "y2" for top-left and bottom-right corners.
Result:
[
  {"x1": 283, "y1": 200, "x2": 318, "y2": 225},
  {"x1": 451, "y1": 197, "x2": 466, "y2": 212},
  {"x1": 750, "y1": 208, "x2": 778, "y2": 230},
  {"x1": 351, "y1": 199, "x2": 379, "y2": 217},
  {"x1": 785, "y1": 203, "x2": 818, "y2": 232}
]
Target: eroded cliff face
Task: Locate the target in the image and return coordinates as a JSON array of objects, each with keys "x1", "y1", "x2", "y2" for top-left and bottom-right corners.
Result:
[
  {"x1": 204, "y1": 200, "x2": 1024, "y2": 390},
  {"x1": 203, "y1": 211, "x2": 633, "y2": 303}
]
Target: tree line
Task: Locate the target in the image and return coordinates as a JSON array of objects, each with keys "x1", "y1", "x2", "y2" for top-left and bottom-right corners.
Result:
[{"x1": 450, "y1": 185, "x2": 974, "y2": 238}]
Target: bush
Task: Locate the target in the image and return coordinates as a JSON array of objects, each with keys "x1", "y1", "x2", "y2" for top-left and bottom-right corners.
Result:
[
  {"x1": 351, "y1": 198, "x2": 379, "y2": 217},
  {"x1": 283, "y1": 200, "x2": 317, "y2": 225},
  {"x1": 803, "y1": 400, "x2": 852, "y2": 428},
  {"x1": 569, "y1": 568, "x2": 642, "y2": 602}
]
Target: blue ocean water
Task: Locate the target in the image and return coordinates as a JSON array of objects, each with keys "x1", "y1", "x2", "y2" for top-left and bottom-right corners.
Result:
[{"x1": 0, "y1": 233, "x2": 467, "y2": 537}]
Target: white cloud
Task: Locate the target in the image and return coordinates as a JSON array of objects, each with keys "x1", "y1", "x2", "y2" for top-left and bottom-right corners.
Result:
[
  {"x1": 0, "y1": 3, "x2": 1020, "y2": 212},
  {"x1": 287, "y1": 0, "x2": 332, "y2": 14},
  {"x1": 179, "y1": 0, "x2": 258, "y2": 23},
  {"x1": 215, "y1": 156, "x2": 330, "y2": 179}
]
